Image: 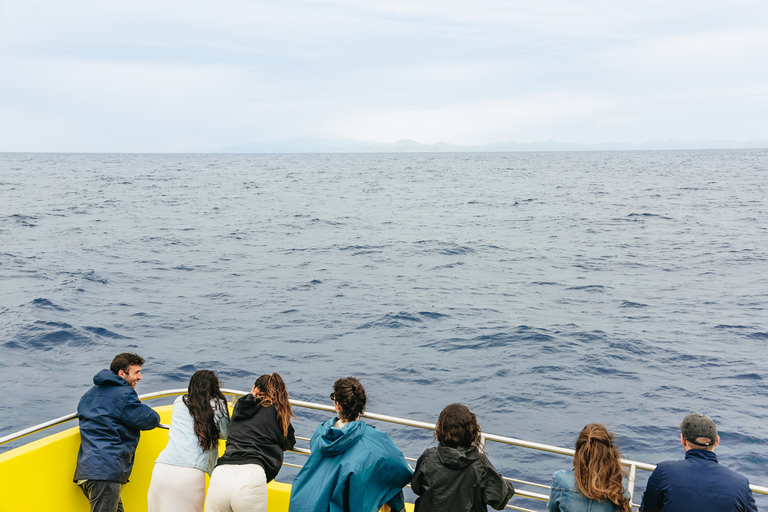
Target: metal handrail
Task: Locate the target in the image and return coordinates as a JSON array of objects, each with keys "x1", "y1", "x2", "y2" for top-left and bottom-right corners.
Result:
[{"x1": 3, "y1": 388, "x2": 767, "y2": 510}]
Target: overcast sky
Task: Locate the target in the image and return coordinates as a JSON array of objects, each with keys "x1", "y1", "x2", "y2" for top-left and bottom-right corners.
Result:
[{"x1": 1, "y1": 0, "x2": 767, "y2": 152}]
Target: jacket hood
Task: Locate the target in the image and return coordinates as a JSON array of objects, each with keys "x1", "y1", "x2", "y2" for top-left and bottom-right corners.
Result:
[
  {"x1": 232, "y1": 393, "x2": 263, "y2": 421},
  {"x1": 317, "y1": 418, "x2": 366, "y2": 457},
  {"x1": 93, "y1": 369, "x2": 128, "y2": 387},
  {"x1": 436, "y1": 444, "x2": 480, "y2": 469}
]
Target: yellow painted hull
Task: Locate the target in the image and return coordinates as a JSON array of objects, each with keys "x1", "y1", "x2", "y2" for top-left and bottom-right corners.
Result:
[{"x1": 0, "y1": 405, "x2": 292, "y2": 512}]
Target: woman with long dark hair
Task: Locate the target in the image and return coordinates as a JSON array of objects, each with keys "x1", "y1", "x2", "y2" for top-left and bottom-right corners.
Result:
[
  {"x1": 148, "y1": 369, "x2": 230, "y2": 512},
  {"x1": 205, "y1": 373, "x2": 296, "y2": 512},
  {"x1": 547, "y1": 423, "x2": 631, "y2": 512},
  {"x1": 289, "y1": 377, "x2": 412, "y2": 512},
  {"x1": 411, "y1": 403, "x2": 515, "y2": 511}
]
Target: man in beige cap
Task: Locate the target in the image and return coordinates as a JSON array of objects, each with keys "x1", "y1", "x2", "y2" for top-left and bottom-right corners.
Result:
[{"x1": 640, "y1": 412, "x2": 757, "y2": 511}]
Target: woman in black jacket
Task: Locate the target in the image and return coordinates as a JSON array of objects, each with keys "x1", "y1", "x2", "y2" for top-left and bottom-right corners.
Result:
[
  {"x1": 204, "y1": 373, "x2": 296, "y2": 512},
  {"x1": 411, "y1": 403, "x2": 515, "y2": 512}
]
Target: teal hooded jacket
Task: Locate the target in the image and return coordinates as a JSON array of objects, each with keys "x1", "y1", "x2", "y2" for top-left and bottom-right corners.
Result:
[{"x1": 289, "y1": 418, "x2": 413, "y2": 512}]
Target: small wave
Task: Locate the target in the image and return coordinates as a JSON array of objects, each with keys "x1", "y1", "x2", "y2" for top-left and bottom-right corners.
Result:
[
  {"x1": 437, "y1": 244, "x2": 475, "y2": 256},
  {"x1": 417, "y1": 311, "x2": 449, "y2": 320},
  {"x1": 5, "y1": 214, "x2": 38, "y2": 227},
  {"x1": 714, "y1": 324, "x2": 749, "y2": 329},
  {"x1": 80, "y1": 271, "x2": 108, "y2": 284},
  {"x1": 426, "y1": 327, "x2": 555, "y2": 352},
  {"x1": 627, "y1": 213, "x2": 672, "y2": 220},
  {"x1": 430, "y1": 262, "x2": 464, "y2": 270},
  {"x1": 566, "y1": 285, "x2": 606, "y2": 292},
  {"x1": 585, "y1": 366, "x2": 638, "y2": 378},
  {"x1": 339, "y1": 245, "x2": 384, "y2": 252},
  {"x1": 29, "y1": 298, "x2": 69, "y2": 311},
  {"x1": 7, "y1": 321, "x2": 94, "y2": 350},
  {"x1": 713, "y1": 373, "x2": 763, "y2": 381},
  {"x1": 82, "y1": 326, "x2": 130, "y2": 339},
  {"x1": 357, "y1": 312, "x2": 424, "y2": 329},
  {"x1": 747, "y1": 332, "x2": 768, "y2": 340},
  {"x1": 620, "y1": 301, "x2": 648, "y2": 308},
  {"x1": 173, "y1": 265, "x2": 198, "y2": 271},
  {"x1": 289, "y1": 279, "x2": 323, "y2": 291}
]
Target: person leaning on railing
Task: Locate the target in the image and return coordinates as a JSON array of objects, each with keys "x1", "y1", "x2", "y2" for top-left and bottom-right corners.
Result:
[
  {"x1": 205, "y1": 373, "x2": 296, "y2": 512},
  {"x1": 74, "y1": 352, "x2": 161, "y2": 512},
  {"x1": 640, "y1": 413, "x2": 757, "y2": 512},
  {"x1": 547, "y1": 424, "x2": 631, "y2": 512},
  {"x1": 288, "y1": 377, "x2": 413, "y2": 512},
  {"x1": 411, "y1": 403, "x2": 515, "y2": 512},
  {"x1": 147, "y1": 370, "x2": 230, "y2": 512}
]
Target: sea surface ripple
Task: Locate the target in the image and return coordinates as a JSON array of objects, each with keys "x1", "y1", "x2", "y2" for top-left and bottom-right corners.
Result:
[{"x1": 1, "y1": 150, "x2": 767, "y2": 508}]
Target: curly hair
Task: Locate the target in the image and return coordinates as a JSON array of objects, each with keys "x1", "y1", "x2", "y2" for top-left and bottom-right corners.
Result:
[
  {"x1": 434, "y1": 403, "x2": 481, "y2": 448},
  {"x1": 254, "y1": 373, "x2": 294, "y2": 436},
  {"x1": 333, "y1": 377, "x2": 367, "y2": 422},
  {"x1": 183, "y1": 370, "x2": 228, "y2": 451},
  {"x1": 573, "y1": 423, "x2": 631, "y2": 512}
]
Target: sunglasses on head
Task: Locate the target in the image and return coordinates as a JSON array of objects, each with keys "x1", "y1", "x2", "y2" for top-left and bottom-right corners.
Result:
[{"x1": 330, "y1": 392, "x2": 335, "y2": 401}]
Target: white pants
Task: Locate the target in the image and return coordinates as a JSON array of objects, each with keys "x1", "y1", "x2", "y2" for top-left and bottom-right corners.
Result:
[
  {"x1": 204, "y1": 464, "x2": 268, "y2": 512},
  {"x1": 147, "y1": 462, "x2": 206, "y2": 512}
]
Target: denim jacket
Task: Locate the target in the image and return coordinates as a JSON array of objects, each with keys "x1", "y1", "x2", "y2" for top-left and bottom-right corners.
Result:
[
  {"x1": 548, "y1": 470, "x2": 629, "y2": 512},
  {"x1": 155, "y1": 395, "x2": 230, "y2": 475}
]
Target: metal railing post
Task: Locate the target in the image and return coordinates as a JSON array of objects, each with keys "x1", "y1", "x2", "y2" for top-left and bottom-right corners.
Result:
[{"x1": 627, "y1": 463, "x2": 637, "y2": 510}]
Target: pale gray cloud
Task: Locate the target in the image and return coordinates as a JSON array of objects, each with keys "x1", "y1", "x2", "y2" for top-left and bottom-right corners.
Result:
[{"x1": 1, "y1": 0, "x2": 766, "y2": 151}]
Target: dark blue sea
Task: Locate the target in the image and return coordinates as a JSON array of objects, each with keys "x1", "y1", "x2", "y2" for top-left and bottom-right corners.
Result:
[{"x1": 1, "y1": 150, "x2": 767, "y2": 509}]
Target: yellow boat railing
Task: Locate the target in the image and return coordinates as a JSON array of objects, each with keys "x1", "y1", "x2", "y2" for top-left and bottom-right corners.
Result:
[{"x1": 2, "y1": 388, "x2": 767, "y2": 512}]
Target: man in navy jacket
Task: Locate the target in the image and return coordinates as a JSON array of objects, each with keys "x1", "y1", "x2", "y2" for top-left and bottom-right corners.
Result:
[
  {"x1": 640, "y1": 412, "x2": 757, "y2": 512},
  {"x1": 74, "y1": 352, "x2": 161, "y2": 512}
]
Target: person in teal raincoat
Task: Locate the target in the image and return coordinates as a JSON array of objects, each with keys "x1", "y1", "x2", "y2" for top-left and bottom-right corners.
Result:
[{"x1": 289, "y1": 377, "x2": 413, "y2": 512}]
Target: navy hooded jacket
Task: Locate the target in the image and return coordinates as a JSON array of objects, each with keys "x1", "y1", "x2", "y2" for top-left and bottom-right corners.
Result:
[
  {"x1": 73, "y1": 369, "x2": 160, "y2": 484},
  {"x1": 640, "y1": 449, "x2": 757, "y2": 512}
]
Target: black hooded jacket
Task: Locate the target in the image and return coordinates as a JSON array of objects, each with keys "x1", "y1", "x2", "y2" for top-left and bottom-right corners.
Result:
[
  {"x1": 216, "y1": 393, "x2": 296, "y2": 482},
  {"x1": 411, "y1": 445, "x2": 515, "y2": 512}
]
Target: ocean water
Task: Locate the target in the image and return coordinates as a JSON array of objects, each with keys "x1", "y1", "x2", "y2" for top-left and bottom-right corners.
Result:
[{"x1": 1, "y1": 150, "x2": 767, "y2": 508}]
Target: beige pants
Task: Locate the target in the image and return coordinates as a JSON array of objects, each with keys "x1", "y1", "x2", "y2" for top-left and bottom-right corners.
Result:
[
  {"x1": 204, "y1": 464, "x2": 268, "y2": 512},
  {"x1": 147, "y1": 462, "x2": 206, "y2": 512}
]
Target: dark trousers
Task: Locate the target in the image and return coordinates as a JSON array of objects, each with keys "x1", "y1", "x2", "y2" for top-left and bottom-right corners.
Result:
[{"x1": 78, "y1": 480, "x2": 125, "y2": 512}]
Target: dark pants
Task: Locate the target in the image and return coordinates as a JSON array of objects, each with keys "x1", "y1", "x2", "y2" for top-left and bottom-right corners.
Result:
[{"x1": 78, "y1": 480, "x2": 125, "y2": 512}]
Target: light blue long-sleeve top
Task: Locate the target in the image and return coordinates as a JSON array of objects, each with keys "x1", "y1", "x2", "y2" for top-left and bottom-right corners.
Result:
[{"x1": 155, "y1": 395, "x2": 229, "y2": 475}]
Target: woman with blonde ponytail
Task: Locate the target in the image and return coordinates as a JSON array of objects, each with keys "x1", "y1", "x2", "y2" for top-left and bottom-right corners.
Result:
[
  {"x1": 547, "y1": 424, "x2": 631, "y2": 512},
  {"x1": 205, "y1": 373, "x2": 296, "y2": 512}
]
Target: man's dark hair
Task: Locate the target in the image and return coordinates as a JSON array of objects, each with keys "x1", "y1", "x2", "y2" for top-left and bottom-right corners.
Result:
[{"x1": 110, "y1": 353, "x2": 145, "y2": 375}]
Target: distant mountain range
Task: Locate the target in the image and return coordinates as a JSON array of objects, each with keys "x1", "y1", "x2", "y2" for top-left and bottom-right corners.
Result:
[{"x1": 216, "y1": 137, "x2": 768, "y2": 153}]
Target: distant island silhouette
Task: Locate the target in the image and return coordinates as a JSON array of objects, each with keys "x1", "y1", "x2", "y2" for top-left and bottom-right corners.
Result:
[{"x1": 215, "y1": 137, "x2": 768, "y2": 153}]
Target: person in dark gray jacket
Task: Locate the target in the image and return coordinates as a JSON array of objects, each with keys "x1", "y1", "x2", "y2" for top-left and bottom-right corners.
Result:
[
  {"x1": 411, "y1": 403, "x2": 515, "y2": 512},
  {"x1": 74, "y1": 352, "x2": 161, "y2": 512}
]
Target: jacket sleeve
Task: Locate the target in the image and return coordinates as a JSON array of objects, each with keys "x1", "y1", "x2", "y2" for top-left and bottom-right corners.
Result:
[
  {"x1": 742, "y1": 485, "x2": 758, "y2": 512},
  {"x1": 411, "y1": 451, "x2": 428, "y2": 496},
  {"x1": 481, "y1": 454, "x2": 515, "y2": 510},
  {"x1": 639, "y1": 466, "x2": 664, "y2": 512},
  {"x1": 216, "y1": 402, "x2": 230, "y2": 441},
  {"x1": 121, "y1": 392, "x2": 160, "y2": 430},
  {"x1": 547, "y1": 473, "x2": 560, "y2": 512},
  {"x1": 282, "y1": 423, "x2": 297, "y2": 451},
  {"x1": 385, "y1": 490, "x2": 406, "y2": 512}
]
